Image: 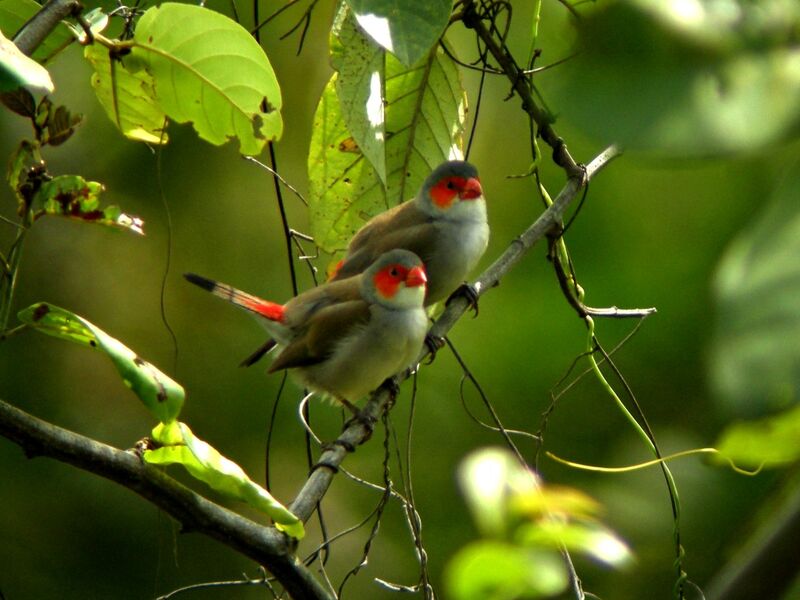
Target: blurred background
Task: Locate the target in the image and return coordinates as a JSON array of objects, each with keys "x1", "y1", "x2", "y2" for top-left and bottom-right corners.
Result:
[{"x1": 1, "y1": 1, "x2": 798, "y2": 598}]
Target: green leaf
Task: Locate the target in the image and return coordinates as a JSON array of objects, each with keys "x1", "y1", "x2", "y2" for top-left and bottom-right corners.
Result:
[
  {"x1": 716, "y1": 404, "x2": 800, "y2": 468},
  {"x1": 146, "y1": 422, "x2": 304, "y2": 539},
  {"x1": 0, "y1": 0, "x2": 73, "y2": 63},
  {"x1": 308, "y1": 44, "x2": 466, "y2": 254},
  {"x1": 131, "y1": 3, "x2": 282, "y2": 155},
  {"x1": 550, "y1": 0, "x2": 800, "y2": 155},
  {"x1": 711, "y1": 168, "x2": 800, "y2": 415},
  {"x1": 0, "y1": 28, "x2": 53, "y2": 93},
  {"x1": 331, "y1": 7, "x2": 387, "y2": 183},
  {"x1": 445, "y1": 542, "x2": 567, "y2": 600},
  {"x1": 517, "y1": 520, "x2": 632, "y2": 567},
  {"x1": 345, "y1": 0, "x2": 452, "y2": 66},
  {"x1": 458, "y1": 447, "x2": 540, "y2": 538},
  {"x1": 17, "y1": 303, "x2": 184, "y2": 424},
  {"x1": 85, "y1": 44, "x2": 168, "y2": 144},
  {"x1": 32, "y1": 174, "x2": 144, "y2": 234}
]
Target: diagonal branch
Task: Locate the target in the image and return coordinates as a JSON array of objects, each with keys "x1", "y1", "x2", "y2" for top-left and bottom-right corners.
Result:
[
  {"x1": 0, "y1": 399, "x2": 334, "y2": 600},
  {"x1": 289, "y1": 145, "x2": 621, "y2": 523}
]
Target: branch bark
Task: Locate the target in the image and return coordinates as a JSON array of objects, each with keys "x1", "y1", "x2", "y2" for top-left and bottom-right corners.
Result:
[
  {"x1": 0, "y1": 399, "x2": 333, "y2": 600},
  {"x1": 12, "y1": 0, "x2": 79, "y2": 56}
]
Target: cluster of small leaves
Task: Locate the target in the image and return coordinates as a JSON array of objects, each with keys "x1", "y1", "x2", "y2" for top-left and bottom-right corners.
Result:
[{"x1": 445, "y1": 449, "x2": 631, "y2": 600}]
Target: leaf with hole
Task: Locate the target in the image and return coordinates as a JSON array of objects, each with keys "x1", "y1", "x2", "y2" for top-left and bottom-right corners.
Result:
[
  {"x1": 17, "y1": 303, "x2": 184, "y2": 424},
  {"x1": 130, "y1": 3, "x2": 282, "y2": 155},
  {"x1": 32, "y1": 174, "x2": 144, "y2": 235},
  {"x1": 146, "y1": 422, "x2": 304, "y2": 538},
  {"x1": 85, "y1": 44, "x2": 168, "y2": 144}
]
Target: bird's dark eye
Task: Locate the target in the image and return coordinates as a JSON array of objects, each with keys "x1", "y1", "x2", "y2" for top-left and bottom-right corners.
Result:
[
  {"x1": 446, "y1": 180, "x2": 455, "y2": 190},
  {"x1": 390, "y1": 268, "x2": 399, "y2": 277}
]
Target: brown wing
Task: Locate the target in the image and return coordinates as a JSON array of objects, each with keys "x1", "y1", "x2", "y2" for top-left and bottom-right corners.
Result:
[
  {"x1": 333, "y1": 201, "x2": 435, "y2": 280},
  {"x1": 267, "y1": 300, "x2": 372, "y2": 372}
]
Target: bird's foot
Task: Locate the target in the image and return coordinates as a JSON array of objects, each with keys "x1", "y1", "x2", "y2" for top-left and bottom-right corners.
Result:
[
  {"x1": 446, "y1": 283, "x2": 480, "y2": 317},
  {"x1": 424, "y1": 333, "x2": 446, "y2": 363}
]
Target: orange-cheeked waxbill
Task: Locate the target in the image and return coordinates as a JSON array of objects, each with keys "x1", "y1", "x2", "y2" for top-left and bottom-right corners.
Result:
[
  {"x1": 184, "y1": 249, "x2": 429, "y2": 412},
  {"x1": 330, "y1": 160, "x2": 488, "y2": 305}
]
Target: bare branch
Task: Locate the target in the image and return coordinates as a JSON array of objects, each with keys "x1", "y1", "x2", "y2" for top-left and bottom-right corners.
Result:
[
  {"x1": 12, "y1": 0, "x2": 79, "y2": 56},
  {"x1": 0, "y1": 399, "x2": 333, "y2": 600}
]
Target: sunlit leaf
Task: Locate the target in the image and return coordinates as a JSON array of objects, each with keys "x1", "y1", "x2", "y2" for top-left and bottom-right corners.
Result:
[
  {"x1": 458, "y1": 447, "x2": 540, "y2": 538},
  {"x1": 17, "y1": 303, "x2": 184, "y2": 424},
  {"x1": 308, "y1": 44, "x2": 466, "y2": 254},
  {"x1": 716, "y1": 404, "x2": 800, "y2": 468},
  {"x1": 331, "y1": 6, "x2": 387, "y2": 183},
  {"x1": 0, "y1": 0, "x2": 73, "y2": 63},
  {"x1": 517, "y1": 520, "x2": 632, "y2": 567},
  {"x1": 32, "y1": 174, "x2": 144, "y2": 234},
  {"x1": 711, "y1": 169, "x2": 800, "y2": 415},
  {"x1": 0, "y1": 29, "x2": 53, "y2": 93},
  {"x1": 345, "y1": 0, "x2": 452, "y2": 66},
  {"x1": 146, "y1": 422, "x2": 304, "y2": 539},
  {"x1": 550, "y1": 0, "x2": 800, "y2": 155},
  {"x1": 130, "y1": 3, "x2": 282, "y2": 155},
  {"x1": 85, "y1": 44, "x2": 167, "y2": 144},
  {"x1": 445, "y1": 542, "x2": 567, "y2": 600}
]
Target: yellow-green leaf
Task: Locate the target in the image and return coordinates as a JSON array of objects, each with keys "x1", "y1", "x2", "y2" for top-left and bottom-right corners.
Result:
[
  {"x1": 146, "y1": 422, "x2": 304, "y2": 538},
  {"x1": 131, "y1": 3, "x2": 282, "y2": 155},
  {"x1": 85, "y1": 44, "x2": 167, "y2": 144},
  {"x1": 17, "y1": 303, "x2": 184, "y2": 424}
]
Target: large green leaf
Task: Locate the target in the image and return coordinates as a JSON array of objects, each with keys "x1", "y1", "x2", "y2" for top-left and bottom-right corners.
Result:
[
  {"x1": 17, "y1": 303, "x2": 184, "y2": 424},
  {"x1": 345, "y1": 0, "x2": 452, "y2": 66},
  {"x1": 0, "y1": 0, "x2": 73, "y2": 63},
  {"x1": 146, "y1": 422, "x2": 304, "y2": 539},
  {"x1": 711, "y1": 169, "x2": 800, "y2": 415},
  {"x1": 331, "y1": 7, "x2": 387, "y2": 183},
  {"x1": 85, "y1": 44, "x2": 168, "y2": 144},
  {"x1": 0, "y1": 28, "x2": 52, "y2": 93},
  {"x1": 308, "y1": 44, "x2": 466, "y2": 254},
  {"x1": 550, "y1": 0, "x2": 800, "y2": 155},
  {"x1": 33, "y1": 174, "x2": 144, "y2": 235},
  {"x1": 716, "y1": 404, "x2": 800, "y2": 469},
  {"x1": 129, "y1": 3, "x2": 282, "y2": 155}
]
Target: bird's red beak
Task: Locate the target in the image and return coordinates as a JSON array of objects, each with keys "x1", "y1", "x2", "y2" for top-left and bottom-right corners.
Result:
[
  {"x1": 460, "y1": 177, "x2": 483, "y2": 200},
  {"x1": 405, "y1": 266, "x2": 427, "y2": 288}
]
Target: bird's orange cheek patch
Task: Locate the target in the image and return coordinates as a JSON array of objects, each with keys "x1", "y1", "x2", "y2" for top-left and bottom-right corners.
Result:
[
  {"x1": 373, "y1": 270, "x2": 401, "y2": 299},
  {"x1": 430, "y1": 183, "x2": 458, "y2": 209}
]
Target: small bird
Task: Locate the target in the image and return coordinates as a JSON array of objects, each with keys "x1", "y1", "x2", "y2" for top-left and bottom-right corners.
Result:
[
  {"x1": 184, "y1": 250, "x2": 429, "y2": 413},
  {"x1": 330, "y1": 160, "x2": 488, "y2": 305}
]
